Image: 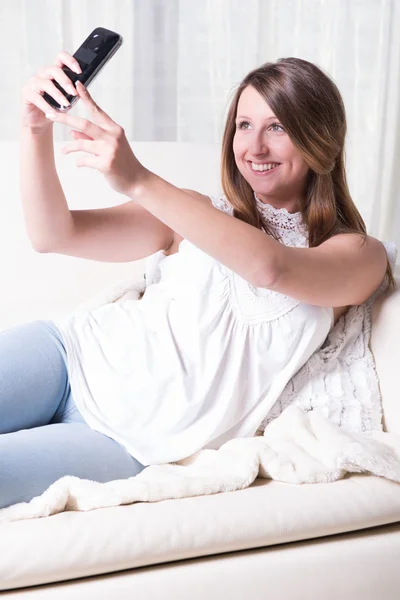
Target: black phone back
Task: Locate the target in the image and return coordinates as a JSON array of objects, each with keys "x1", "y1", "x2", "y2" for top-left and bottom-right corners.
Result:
[{"x1": 44, "y1": 27, "x2": 123, "y2": 111}]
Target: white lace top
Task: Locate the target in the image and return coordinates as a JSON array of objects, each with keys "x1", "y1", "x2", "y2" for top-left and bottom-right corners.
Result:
[
  {"x1": 215, "y1": 193, "x2": 309, "y2": 248},
  {"x1": 55, "y1": 193, "x2": 334, "y2": 466}
]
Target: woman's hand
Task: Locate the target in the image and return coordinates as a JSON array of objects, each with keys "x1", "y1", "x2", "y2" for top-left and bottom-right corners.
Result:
[
  {"x1": 46, "y1": 81, "x2": 148, "y2": 197},
  {"x1": 21, "y1": 51, "x2": 82, "y2": 132}
]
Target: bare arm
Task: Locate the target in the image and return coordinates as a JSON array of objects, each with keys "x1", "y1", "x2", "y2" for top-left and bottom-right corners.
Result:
[
  {"x1": 20, "y1": 124, "x2": 74, "y2": 252},
  {"x1": 20, "y1": 126, "x2": 174, "y2": 261},
  {"x1": 53, "y1": 202, "x2": 174, "y2": 262},
  {"x1": 20, "y1": 51, "x2": 174, "y2": 262}
]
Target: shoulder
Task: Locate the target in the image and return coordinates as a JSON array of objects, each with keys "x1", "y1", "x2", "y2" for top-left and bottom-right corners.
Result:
[
  {"x1": 320, "y1": 232, "x2": 388, "y2": 277},
  {"x1": 317, "y1": 232, "x2": 388, "y2": 303},
  {"x1": 321, "y1": 232, "x2": 386, "y2": 259},
  {"x1": 270, "y1": 231, "x2": 388, "y2": 307}
]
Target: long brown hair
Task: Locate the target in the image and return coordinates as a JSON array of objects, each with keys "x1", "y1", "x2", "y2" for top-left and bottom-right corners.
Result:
[{"x1": 221, "y1": 57, "x2": 396, "y2": 295}]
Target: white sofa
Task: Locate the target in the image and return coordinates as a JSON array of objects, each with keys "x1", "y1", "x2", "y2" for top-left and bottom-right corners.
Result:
[{"x1": 0, "y1": 142, "x2": 399, "y2": 598}]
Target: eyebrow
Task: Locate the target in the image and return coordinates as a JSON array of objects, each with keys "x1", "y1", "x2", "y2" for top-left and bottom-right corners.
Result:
[{"x1": 235, "y1": 115, "x2": 277, "y2": 121}]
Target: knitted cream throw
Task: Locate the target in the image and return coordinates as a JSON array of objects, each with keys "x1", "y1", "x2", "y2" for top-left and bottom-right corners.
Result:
[{"x1": 0, "y1": 242, "x2": 399, "y2": 523}]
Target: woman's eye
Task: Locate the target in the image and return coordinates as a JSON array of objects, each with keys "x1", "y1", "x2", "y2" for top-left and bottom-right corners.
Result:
[
  {"x1": 236, "y1": 121, "x2": 285, "y2": 132},
  {"x1": 270, "y1": 123, "x2": 285, "y2": 132}
]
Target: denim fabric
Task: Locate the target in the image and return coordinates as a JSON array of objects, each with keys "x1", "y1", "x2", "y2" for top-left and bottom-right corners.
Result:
[{"x1": 0, "y1": 320, "x2": 146, "y2": 509}]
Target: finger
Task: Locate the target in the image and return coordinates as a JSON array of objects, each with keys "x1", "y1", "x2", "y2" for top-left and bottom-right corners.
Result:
[
  {"x1": 75, "y1": 81, "x2": 119, "y2": 132},
  {"x1": 61, "y1": 139, "x2": 101, "y2": 156},
  {"x1": 31, "y1": 76, "x2": 71, "y2": 108},
  {"x1": 55, "y1": 51, "x2": 82, "y2": 75},
  {"x1": 36, "y1": 66, "x2": 76, "y2": 96},
  {"x1": 40, "y1": 66, "x2": 78, "y2": 97},
  {"x1": 70, "y1": 129, "x2": 93, "y2": 141},
  {"x1": 23, "y1": 86, "x2": 58, "y2": 117},
  {"x1": 44, "y1": 111, "x2": 105, "y2": 140}
]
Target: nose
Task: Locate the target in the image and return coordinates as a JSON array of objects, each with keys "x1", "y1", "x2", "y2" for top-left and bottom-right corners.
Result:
[{"x1": 248, "y1": 130, "x2": 269, "y2": 156}]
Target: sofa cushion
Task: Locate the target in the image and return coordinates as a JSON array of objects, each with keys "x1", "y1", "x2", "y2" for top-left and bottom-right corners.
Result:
[
  {"x1": 371, "y1": 272, "x2": 400, "y2": 434},
  {"x1": 1, "y1": 473, "x2": 400, "y2": 590},
  {"x1": 2, "y1": 524, "x2": 400, "y2": 600}
]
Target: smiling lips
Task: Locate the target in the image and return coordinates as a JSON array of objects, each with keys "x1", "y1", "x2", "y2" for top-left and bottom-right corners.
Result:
[{"x1": 248, "y1": 161, "x2": 281, "y2": 175}]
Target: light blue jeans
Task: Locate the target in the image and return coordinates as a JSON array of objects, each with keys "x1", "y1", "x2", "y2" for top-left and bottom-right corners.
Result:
[{"x1": 0, "y1": 319, "x2": 146, "y2": 509}]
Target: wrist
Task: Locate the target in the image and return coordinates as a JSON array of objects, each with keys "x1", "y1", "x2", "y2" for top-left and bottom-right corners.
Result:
[
  {"x1": 127, "y1": 166, "x2": 154, "y2": 201},
  {"x1": 20, "y1": 121, "x2": 54, "y2": 137}
]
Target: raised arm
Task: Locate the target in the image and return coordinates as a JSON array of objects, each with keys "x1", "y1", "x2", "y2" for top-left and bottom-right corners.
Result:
[
  {"x1": 19, "y1": 51, "x2": 174, "y2": 262},
  {"x1": 20, "y1": 123, "x2": 74, "y2": 252}
]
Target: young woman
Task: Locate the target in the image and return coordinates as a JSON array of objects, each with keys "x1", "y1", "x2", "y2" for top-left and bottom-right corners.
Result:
[{"x1": 1, "y1": 54, "x2": 392, "y2": 509}]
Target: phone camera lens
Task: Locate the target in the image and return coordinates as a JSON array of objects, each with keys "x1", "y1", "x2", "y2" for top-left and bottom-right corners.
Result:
[{"x1": 87, "y1": 34, "x2": 105, "y2": 51}]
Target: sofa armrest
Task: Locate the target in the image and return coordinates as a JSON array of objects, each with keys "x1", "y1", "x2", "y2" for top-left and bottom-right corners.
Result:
[{"x1": 370, "y1": 272, "x2": 400, "y2": 433}]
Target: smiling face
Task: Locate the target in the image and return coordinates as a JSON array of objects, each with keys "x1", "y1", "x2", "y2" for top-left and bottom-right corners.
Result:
[{"x1": 232, "y1": 85, "x2": 310, "y2": 213}]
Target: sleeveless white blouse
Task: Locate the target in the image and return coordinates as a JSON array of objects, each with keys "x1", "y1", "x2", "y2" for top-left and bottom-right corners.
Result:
[{"x1": 54, "y1": 194, "x2": 334, "y2": 465}]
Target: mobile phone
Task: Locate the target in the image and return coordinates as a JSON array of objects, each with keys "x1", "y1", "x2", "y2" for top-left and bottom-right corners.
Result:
[{"x1": 43, "y1": 27, "x2": 123, "y2": 112}]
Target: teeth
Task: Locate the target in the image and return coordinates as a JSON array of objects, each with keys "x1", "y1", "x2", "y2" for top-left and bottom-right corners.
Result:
[{"x1": 251, "y1": 162, "x2": 280, "y2": 171}]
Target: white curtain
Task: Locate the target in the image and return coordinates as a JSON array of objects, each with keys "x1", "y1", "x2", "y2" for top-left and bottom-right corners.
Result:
[{"x1": 1, "y1": 0, "x2": 400, "y2": 259}]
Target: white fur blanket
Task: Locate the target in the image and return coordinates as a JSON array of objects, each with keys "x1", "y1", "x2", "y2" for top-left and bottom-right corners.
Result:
[{"x1": 0, "y1": 242, "x2": 399, "y2": 523}]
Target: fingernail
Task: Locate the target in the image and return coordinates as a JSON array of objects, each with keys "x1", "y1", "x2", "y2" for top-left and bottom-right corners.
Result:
[
  {"x1": 73, "y1": 63, "x2": 82, "y2": 74},
  {"x1": 45, "y1": 112, "x2": 57, "y2": 120},
  {"x1": 68, "y1": 85, "x2": 77, "y2": 96}
]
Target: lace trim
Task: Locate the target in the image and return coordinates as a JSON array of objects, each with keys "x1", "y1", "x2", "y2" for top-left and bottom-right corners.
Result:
[
  {"x1": 253, "y1": 193, "x2": 302, "y2": 229},
  {"x1": 253, "y1": 193, "x2": 309, "y2": 248},
  {"x1": 210, "y1": 194, "x2": 309, "y2": 249}
]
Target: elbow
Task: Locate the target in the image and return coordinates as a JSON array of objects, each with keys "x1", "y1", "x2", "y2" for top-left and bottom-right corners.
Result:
[
  {"x1": 252, "y1": 249, "x2": 284, "y2": 289},
  {"x1": 253, "y1": 243, "x2": 287, "y2": 289},
  {"x1": 252, "y1": 262, "x2": 280, "y2": 290}
]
